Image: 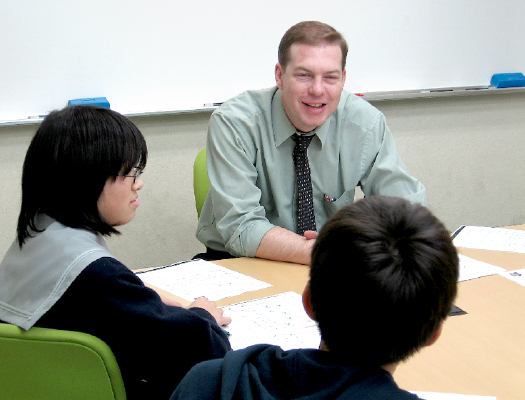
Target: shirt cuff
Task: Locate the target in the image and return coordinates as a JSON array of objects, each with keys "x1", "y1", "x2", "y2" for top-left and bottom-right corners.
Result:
[{"x1": 226, "y1": 220, "x2": 275, "y2": 257}]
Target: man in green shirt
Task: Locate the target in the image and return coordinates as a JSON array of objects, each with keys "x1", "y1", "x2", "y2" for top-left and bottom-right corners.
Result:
[{"x1": 196, "y1": 21, "x2": 426, "y2": 265}]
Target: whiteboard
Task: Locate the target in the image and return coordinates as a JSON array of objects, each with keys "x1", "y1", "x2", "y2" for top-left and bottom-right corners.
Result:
[{"x1": 1, "y1": 0, "x2": 524, "y2": 121}]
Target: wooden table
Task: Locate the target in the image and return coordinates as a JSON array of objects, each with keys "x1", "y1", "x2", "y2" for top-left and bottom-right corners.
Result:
[{"x1": 148, "y1": 227, "x2": 525, "y2": 399}]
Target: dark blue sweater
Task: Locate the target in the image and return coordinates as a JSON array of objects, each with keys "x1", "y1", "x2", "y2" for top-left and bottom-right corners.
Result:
[
  {"x1": 171, "y1": 344, "x2": 421, "y2": 400},
  {"x1": 34, "y1": 257, "x2": 231, "y2": 400}
]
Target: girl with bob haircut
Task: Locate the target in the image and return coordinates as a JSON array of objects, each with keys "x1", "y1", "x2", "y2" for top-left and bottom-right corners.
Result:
[{"x1": 0, "y1": 106, "x2": 231, "y2": 400}]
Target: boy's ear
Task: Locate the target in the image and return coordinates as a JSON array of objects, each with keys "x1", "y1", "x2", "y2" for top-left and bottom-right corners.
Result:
[
  {"x1": 302, "y1": 281, "x2": 316, "y2": 321},
  {"x1": 425, "y1": 323, "x2": 443, "y2": 347}
]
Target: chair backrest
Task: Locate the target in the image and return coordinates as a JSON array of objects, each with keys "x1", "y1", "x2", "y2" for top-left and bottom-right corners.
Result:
[
  {"x1": 193, "y1": 148, "x2": 210, "y2": 218},
  {"x1": 0, "y1": 322, "x2": 126, "y2": 400}
]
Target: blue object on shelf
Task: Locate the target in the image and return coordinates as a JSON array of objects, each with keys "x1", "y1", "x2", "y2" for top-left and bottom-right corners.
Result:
[
  {"x1": 68, "y1": 97, "x2": 110, "y2": 108},
  {"x1": 490, "y1": 73, "x2": 525, "y2": 88}
]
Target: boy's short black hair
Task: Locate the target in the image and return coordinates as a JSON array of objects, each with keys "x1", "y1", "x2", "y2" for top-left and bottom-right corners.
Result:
[
  {"x1": 17, "y1": 105, "x2": 147, "y2": 246},
  {"x1": 309, "y1": 196, "x2": 459, "y2": 366}
]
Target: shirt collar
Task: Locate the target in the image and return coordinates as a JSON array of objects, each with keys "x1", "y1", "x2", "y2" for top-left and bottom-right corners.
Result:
[{"x1": 271, "y1": 87, "x2": 330, "y2": 147}]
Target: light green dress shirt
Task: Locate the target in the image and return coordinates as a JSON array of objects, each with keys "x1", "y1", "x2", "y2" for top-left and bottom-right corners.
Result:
[{"x1": 197, "y1": 87, "x2": 426, "y2": 257}]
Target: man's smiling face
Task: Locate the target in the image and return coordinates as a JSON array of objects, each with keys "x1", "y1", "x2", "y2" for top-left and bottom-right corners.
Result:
[{"x1": 275, "y1": 43, "x2": 346, "y2": 133}]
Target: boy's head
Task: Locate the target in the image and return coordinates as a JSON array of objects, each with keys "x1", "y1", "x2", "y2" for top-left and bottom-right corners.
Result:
[{"x1": 307, "y1": 196, "x2": 459, "y2": 367}]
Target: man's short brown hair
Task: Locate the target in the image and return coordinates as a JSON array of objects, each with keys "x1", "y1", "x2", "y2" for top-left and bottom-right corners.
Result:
[{"x1": 278, "y1": 21, "x2": 349, "y2": 71}]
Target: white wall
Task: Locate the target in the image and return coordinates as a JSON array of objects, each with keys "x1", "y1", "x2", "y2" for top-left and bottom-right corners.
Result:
[
  {"x1": 2, "y1": 1, "x2": 525, "y2": 121},
  {"x1": 379, "y1": 92, "x2": 525, "y2": 228},
  {"x1": 1, "y1": 91, "x2": 524, "y2": 270}
]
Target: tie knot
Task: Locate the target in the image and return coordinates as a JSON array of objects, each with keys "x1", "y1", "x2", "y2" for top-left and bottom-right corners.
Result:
[{"x1": 292, "y1": 133, "x2": 314, "y2": 151}]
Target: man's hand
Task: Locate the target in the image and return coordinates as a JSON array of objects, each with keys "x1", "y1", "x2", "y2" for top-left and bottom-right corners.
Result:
[{"x1": 303, "y1": 230, "x2": 318, "y2": 241}]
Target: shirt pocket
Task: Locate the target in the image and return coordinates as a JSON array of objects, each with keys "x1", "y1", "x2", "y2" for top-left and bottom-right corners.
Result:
[{"x1": 322, "y1": 189, "x2": 355, "y2": 216}]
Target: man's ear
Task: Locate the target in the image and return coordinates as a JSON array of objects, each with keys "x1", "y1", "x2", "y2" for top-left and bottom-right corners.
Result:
[
  {"x1": 425, "y1": 323, "x2": 443, "y2": 347},
  {"x1": 275, "y1": 63, "x2": 284, "y2": 90},
  {"x1": 302, "y1": 281, "x2": 316, "y2": 320}
]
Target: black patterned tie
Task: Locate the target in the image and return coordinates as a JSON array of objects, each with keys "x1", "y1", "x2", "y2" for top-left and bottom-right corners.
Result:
[{"x1": 292, "y1": 133, "x2": 316, "y2": 235}]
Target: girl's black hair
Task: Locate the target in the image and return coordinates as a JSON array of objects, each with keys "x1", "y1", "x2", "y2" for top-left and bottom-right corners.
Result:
[{"x1": 17, "y1": 105, "x2": 147, "y2": 247}]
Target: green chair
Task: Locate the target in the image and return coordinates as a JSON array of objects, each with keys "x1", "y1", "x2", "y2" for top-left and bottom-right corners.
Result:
[
  {"x1": 0, "y1": 322, "x2": 126, "y2": 400},
  {"x1": 193, "y1": 148, "x2": 210, "y2": 218}
]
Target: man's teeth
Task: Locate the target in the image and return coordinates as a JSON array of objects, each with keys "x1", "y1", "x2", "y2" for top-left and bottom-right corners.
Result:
[{"x1": 306, "y1": 103, "x2": 323, "y2": 108}]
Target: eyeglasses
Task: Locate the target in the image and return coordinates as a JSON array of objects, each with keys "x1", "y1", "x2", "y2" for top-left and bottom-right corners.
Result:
[{"x1": 118, "y1": 168, "x2": 143, "y2": 184}]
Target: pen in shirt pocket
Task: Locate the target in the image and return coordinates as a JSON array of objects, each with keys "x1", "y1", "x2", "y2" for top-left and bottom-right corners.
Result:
[{"x1": 325, "y1": 194, "x2": 336, "y2": 202}]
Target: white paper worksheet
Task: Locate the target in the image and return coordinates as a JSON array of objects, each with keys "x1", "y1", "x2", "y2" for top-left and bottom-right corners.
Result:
[
  {"x1": 458, "y1": 254, "x2": 506, "y2": 282},
  {"x1": 136, "y1": 259, "x2": 271, "y2": 301},
  {"x1": 411, "y1": 392, "x2": 496, "y2": 400},
  {"x1": 222, "y1": 291, "x2": 321, "y2": 351},
  {"x1": 499, "y1": 268, "x2": 525, "y2": 287},
  {"x1": 453, "y1": 225, "x2": 525, "y2": 253}
]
